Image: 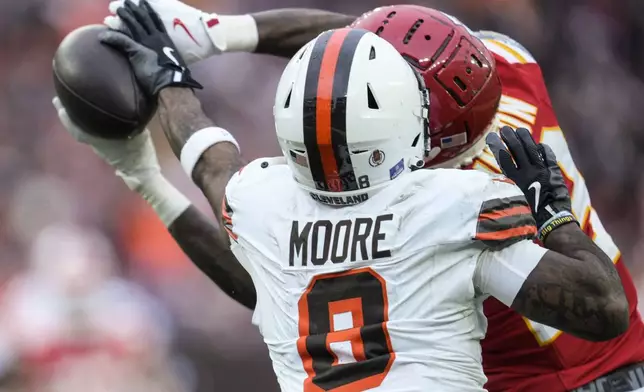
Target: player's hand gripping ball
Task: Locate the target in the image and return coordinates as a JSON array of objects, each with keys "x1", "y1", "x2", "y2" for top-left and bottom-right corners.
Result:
[{"x1": 53, "y1": 24, "x2": 157, "y2": 139}]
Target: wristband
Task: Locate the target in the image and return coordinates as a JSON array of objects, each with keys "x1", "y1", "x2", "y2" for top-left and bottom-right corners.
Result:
[
  {"x1": 138, "y1": 176, "x2": 191, "y2": 227},
  {"x1": 202, "y1": 14, "x2": 259, "y2": 53},
  {"x1": 180, "y1": 127, "x2": 240, "y2": 178},
  {"x1": 537, "y1": 210, "x2": 577, "y2": 242}
]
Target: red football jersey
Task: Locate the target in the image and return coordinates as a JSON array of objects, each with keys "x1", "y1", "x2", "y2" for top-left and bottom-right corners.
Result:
[{"x1": 466, "y1": 31, "x2": 644, "y2": 392}]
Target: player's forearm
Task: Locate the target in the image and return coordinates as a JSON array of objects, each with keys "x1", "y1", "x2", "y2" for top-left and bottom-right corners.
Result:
[
  {"x1": 545, "y1": 223, "x2": 629, "y2": 333},
  {"x1": 252, "y1": 9, "x2": 355, "y2": 58},
  {"x1": 192, "y1": 143, "x2": 244, "y2": 234},
  {"x1": 168, "y1": 206, "x2": 256, "y2": 309},
  {"x1": 543, "y1": 223, "x2": 615, "y2": 276},
  {"x1": 134, "y1": 174, "x2": 255, "y2": 308},
  {"x1": 544, "y1": 223, "x2": 620, "y2": 281},
  {"x1": 512, "y1": 224, "x2": 628, "y2": 341},
  {"x1": 158, "y1": 88, "x2": 214, "y2": 156},
  {"x1": 157, "y1": 88, "x2": 244, "y2": 221}
]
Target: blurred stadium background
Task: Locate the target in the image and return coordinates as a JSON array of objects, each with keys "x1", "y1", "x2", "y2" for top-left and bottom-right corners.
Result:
[{"x1": 0, "y1": 0, "x2": 643, "y2": 390}]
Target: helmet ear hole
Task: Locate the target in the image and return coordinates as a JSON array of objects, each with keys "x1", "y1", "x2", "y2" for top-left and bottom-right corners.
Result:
[
  {"x1": 412, "y1": 133, "x2": 420, "y2": 147},
  {"x1": 367, "y1": 83, "x2": 380, "y2": 109},
  {"x1": 369, "y1": 46, "x2": 376, "y2": 60},
  {"x1": 453, "y1": 76, "x2": 466, "y2": 91},
  {"x1": 284, "y1": 85, "x2": 293, "y2": 108}
]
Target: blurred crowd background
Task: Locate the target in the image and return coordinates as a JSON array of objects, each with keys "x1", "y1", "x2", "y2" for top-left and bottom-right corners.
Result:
[{"x1": 0, "y1": 0, "x2": 643, "y2": 390}]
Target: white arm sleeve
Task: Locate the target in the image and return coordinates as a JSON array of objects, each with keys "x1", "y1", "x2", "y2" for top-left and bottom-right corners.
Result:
[{"x1": 474, "y1": 240, "x2": 548, "y2": 306}]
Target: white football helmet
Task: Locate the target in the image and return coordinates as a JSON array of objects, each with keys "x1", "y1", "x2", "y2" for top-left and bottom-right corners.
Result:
[{"x1": 274, "y1": 28, "x2": 430, "y2": 205}]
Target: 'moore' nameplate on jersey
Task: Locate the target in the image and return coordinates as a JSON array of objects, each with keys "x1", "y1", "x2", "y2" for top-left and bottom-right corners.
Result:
[{"x1": 287, "y1": 213, "x2": 399, "y2": 268}]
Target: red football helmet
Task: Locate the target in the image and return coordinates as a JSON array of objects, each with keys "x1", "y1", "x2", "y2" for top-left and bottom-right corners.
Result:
[{"x1": 352, "y1": 5, "x2": 502, "y2": 167}]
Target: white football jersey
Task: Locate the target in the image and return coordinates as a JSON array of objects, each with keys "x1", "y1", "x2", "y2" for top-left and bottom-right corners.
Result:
[{"x1": 223, "y1": 157, "x2": 547, "y2": 392}]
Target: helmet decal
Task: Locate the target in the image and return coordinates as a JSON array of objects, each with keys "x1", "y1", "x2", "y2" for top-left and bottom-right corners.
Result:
[
  {"x1": 352, "y1": 6, "x2": 502, "y2": 167},
  {"x1": 369, "y1": 149, "x2": 386, "y2": 167},
  {"x1": 302, "y1": 28, "x2": 369, "y2": 193}
]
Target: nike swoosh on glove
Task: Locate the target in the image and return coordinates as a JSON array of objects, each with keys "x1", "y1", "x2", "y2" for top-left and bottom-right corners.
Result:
[
  {"x1": 105, "y1": 0, "x2": 217, "y2": 64},
  {"x1": 100, "y1": 0, "x2": 202, "y2": 96},
  {"x1": 486, "y1": 126, "x2": 577, "y2": 242}
]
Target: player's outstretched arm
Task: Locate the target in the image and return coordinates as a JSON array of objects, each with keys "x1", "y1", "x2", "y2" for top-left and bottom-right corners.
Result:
[
  {"x1": 101, "y1": 1, "x2": 245, "y2": 224},
  {"x1": 105, "y1": 1, "x2": 354, "y2": 62},
  {"x1": 99, "y1": 0, "x2": 257, "y2": 309},
  {"x1": 252, "y1": 9, "x2": 355, "y2": 58},
  {"x1": 155, "y1": 90, "x2": 257, "y2": 310},
  {"x1": 157, "y1": 88, "x2": 243, "y2": 225},
  {"x1": 53, "y1": 97, "x2": 256, "y2": 309},
  {"x1": 169, "y1": 207, "x2": 256, "y2": 309},
  {"x1": 479, "y1": 127, "x2": 628, "y2": 341}
]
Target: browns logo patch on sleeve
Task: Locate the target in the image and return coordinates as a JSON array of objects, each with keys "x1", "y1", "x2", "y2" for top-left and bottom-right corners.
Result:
[
  {"x1": 475, "y1": 196, "x2": 537, "y2": 249},
  {"x1": 221, "y1": 196, "x2": 238, "y2": 241}
]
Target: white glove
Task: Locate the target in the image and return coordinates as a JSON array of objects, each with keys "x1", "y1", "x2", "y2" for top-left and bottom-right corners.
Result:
[
  {"x1": 53, "y1": 97, "x2": 190, "y2": 226},
  {"x1": 53, "y1": 97, "x2": 160, "y2": 191},
  {"x1": 104, "y1": 0, "x2": 258, "y2": 65}
]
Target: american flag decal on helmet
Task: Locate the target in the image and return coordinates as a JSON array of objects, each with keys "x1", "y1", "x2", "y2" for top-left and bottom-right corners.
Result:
[{"x1": 440, "y1": 132, "x2": 468, "y2": 149}]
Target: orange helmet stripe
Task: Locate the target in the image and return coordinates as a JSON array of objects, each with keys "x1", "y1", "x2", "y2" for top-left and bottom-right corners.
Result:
[{"x1": 302, "y1": 28, "x2": 369, "y2": 192}]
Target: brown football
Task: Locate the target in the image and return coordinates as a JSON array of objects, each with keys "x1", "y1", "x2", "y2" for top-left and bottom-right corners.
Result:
[{"x1": 53, "y1": 24, "x2": 156, "y2": 139}]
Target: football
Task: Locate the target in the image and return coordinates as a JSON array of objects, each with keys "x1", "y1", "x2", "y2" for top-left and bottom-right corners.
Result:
[{"x1": 53, "y1": 24, "x2": 157, "y2": 139}]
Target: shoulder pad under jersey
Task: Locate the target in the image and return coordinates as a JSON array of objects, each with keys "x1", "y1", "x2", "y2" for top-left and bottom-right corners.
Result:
[
  {"x1": 227, "y1": 156, "x2": 286, "y2": 189},
  {"x1": 223, "y1": 157, "x2": 289, "y2": 241},
  {"x1": 475, "y1": 30, "x2": 536, "y2": 64}
]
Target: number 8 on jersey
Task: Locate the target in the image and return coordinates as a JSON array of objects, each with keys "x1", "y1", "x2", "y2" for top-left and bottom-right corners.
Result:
[{"x1": 297, "y1": 267, "x2": 395, "y2": 391}]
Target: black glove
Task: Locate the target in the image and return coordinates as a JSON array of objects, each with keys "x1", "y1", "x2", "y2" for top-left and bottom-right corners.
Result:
[
  {"x1": 486, "y1": 126, "x2": 577, "y2": 242},
  {"x1": 100, "y1": 0, "x2": 202, "y2": 96}
]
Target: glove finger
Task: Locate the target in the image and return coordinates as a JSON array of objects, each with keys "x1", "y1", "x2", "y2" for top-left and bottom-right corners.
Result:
[
  {"x1": 125, "y1": 0, "x2": 155, "y2": 35},
  {"x1": 497, "y1": 149, "x2": 520, "y2": 180},
  {"x1": 486, "y1": 132, "x2": 519, "y2": 178},
  {"x1": 99, "y1": 31, "x2": 139, "y2": 54},
  {"x1": 539, "y1": 143, "x2": 559, "y2": 167},
  {"x1": 516, "y1": 128, "x2": 544, "y2": 167},
  {"x1": 56, "y1": 108, "x2": 76, "y2": 133},
  {"x1": 485, "y1": 132, "x2": 510, "y2": 166},
  {"x1": 116, "y1": 6, "x2": 146, "y2": 40},
  {"x1": 107, "y1": 0, "x2": 126, "y2": 15},
  {"x1": 52, "y1": 96, "x2": 64, "y2": 112},
  {"x1": 499, "y1": 126, "x2": 530, "y2": 169},
  {"x1": 53, "y1": 97, "x2": 69, "y2": 123},
  {"x1": 53, "y1": 98, "x2": 87, "y2": 143},
  {"x1": 142, "y1": 0, "x2": 167, "y2": 33},
  {"x1": 103, "y1": 15, "x2": 124, "y2": 31}
]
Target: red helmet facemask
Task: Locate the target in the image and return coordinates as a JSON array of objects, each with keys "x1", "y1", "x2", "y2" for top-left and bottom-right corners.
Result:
[{"x1": 351, "y1": 5, "x2": 502, "y2": 167}]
